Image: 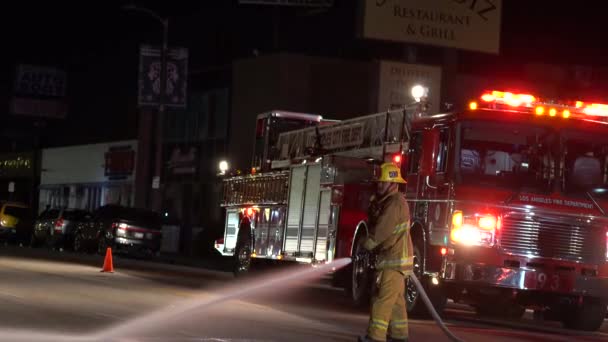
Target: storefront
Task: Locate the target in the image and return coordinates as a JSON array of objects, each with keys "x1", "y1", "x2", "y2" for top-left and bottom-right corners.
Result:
[
  {"x1": 39, "y1": 141, "x2": 137, "y2": 213},
  {"x1": 0, "y1": 152, "x2": 36, "y2": 206}
]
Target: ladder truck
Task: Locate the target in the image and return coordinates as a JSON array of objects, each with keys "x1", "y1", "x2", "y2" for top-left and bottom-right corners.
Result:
[{"x1": 217, "y1": 89, "x2": 608, "y2": 331}]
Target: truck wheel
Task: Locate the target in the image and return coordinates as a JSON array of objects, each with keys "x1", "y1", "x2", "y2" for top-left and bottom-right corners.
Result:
[
  {"x1": 406, "y1": 244, "x2": 446, "y2": 317},
  {"x1": 233, "y1": 240, "x2": 251, "y2": 277},
  {"x1": 348, "y1": 234, "x2": 372, "y2": 308},
  {"x1": 561, "y1": 297, "x2": 608, "y2": 331}
]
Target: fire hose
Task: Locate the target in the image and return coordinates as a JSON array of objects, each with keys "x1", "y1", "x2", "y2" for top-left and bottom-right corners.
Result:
[
  {"x1": 408, "y1": 273, "x2": 464, "y2": 342},
  {"x1": 356, "y1": 251, "x2": 464, "y2": 342}
]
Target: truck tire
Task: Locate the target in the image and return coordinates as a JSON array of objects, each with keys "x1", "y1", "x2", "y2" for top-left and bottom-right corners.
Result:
[
  {"x1": 406, "y1": 244, "x2": 446, "y2": 317},
  {"x1": 561, "y1": 297, "x2": 608, "y2": 331},
  {"x1": 348, "y1": 234, "x2": 372, "y2": 308}
]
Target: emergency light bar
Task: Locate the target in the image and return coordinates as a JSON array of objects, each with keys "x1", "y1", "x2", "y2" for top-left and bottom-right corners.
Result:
[{"x1": 470, "y1": 90, "x2": 608, "y2": 119}]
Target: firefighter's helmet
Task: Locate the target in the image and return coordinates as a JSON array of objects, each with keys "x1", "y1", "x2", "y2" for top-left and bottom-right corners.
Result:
[{"x1": 377, "y1": 162, "x2": 406, "y2": 184}]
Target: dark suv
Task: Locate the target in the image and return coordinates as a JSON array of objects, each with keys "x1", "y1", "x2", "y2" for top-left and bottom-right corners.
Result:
[
  {"x1": 74, "y1": 205, "x2": 162, "y2": 256},
  {"x1": 32, "y1": 208, "x2": 92, "y2": 249}
]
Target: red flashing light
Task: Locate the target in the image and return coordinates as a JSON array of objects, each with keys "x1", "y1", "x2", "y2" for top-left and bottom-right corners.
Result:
[
  {"x1": 393, "y1": 154, "x2": 402, "y2": 164},
  {"x1": 535, "y1": 106, "x2": 544, "y2": 116},
  {"x1": 583, "y1": 103, "x2": 608, "y2": 117},
  {"x1": 246, "y1": 208, "x2": 254, "y2": 217},
  {"x1": 549, "y1": 108, "x2": 557, "y2": 117},
  {"x1": 440, "y1": 247, "x2": 447, "y2": 256},
  {"x1": 481, "y1": 93, "x2": 495, "y2": 102},
  {"x1": 481, "y1": 90, "x2": 535, "y2": 107}
]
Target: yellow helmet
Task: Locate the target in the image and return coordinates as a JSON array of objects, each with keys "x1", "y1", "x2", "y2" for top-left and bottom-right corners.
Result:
[{"x1": 377, "y1": 162, "x2": 406, "y2": 184}]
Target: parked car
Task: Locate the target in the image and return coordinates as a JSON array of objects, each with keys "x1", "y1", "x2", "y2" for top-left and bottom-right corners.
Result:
[
  {"x1": 74, "y1": 205, "x2": 162, "y2": 256},
  {"x1": 0, "y1": 202, "x2": 33, "y2": 244},
  {"x1": 31, "y1": 208, "x2": 92, "y2": 249}
]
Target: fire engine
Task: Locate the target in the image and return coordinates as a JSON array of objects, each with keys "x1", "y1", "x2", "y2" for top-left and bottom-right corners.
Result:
[{"x1": 216, "y1": 89, "x2": 608, "y2": 331}]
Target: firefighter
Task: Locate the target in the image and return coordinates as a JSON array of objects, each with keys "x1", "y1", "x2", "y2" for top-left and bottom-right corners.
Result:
[{"x1": 359, "y1": 162, "x2": 413, "y2": 342}]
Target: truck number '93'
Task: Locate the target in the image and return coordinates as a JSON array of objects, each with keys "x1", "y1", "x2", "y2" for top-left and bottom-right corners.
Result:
[{"x1": 536, "y1": 272, "x2": 560, "y2": 291}]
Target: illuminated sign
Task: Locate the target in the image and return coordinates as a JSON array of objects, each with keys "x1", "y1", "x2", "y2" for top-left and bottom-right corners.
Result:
[
  {"x1": 360, "y1": 0, "x2": 502, "y2": 54},
  {"x1": 0, "y1": 154, "x2": 34, "y2": 178}
]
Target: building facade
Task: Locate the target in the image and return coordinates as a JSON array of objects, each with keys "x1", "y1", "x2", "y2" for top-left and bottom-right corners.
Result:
[{"x1": 39, "y1": 140, "x2": 137, "y2": 213}]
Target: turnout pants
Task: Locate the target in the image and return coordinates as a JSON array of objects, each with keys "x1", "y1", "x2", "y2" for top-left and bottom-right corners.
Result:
[{"x1": 367, "y1": 269, "x2": 408, "y2": 341}]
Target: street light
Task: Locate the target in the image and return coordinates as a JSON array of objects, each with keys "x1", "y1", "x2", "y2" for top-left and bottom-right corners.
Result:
[
  {"x1": 122, "y1": 4, "x2": 168, "y2": 212},
  {"x1": 411, "y1": 85, "x2": 428, "y2": 102},
  {"x1": 218, "y1": 160, "x2": 229, "y2": 175}
]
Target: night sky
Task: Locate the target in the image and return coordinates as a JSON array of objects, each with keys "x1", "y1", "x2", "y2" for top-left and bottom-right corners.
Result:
[{"x1": 2, "y1": 1, "x2": 608, "y2": 148}]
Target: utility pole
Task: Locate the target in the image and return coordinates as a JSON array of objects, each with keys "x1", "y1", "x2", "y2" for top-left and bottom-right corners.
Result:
[{"x1": 122, "y1": 5, "x2": 168, "y2": 212}]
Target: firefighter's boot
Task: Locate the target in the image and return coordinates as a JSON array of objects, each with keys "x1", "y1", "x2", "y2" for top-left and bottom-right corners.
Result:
[{"x1": 358, "y1": 336, "x2": 382, "y2": 342}]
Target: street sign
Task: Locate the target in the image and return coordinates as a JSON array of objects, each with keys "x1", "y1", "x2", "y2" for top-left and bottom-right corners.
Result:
[
  {"x1": 239, "y1": 0, "x2": 333, "y2": 6},
  {"x1": 138, "y1": 46, "x2": 189, "y2": 108},
  {"x1": 8, "y1": 182, "x2": 14, "y2": 193},
  {"x1": 152, "y1": 176, "x2": 160, "y2": 189}
]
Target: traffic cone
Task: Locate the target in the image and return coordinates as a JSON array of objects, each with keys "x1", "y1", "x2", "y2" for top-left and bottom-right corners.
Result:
[{"x1": 101, "y1": 247, "x2": 114, "y2": 273}]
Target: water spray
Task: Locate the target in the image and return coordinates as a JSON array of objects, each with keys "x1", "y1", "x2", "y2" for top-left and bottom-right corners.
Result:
[
  {"x1": 0, "y1": 257, "x2": 462, "y2": 342},
  {"x1": 93, "y1": 258, "x2": 353, "y2": 340}
]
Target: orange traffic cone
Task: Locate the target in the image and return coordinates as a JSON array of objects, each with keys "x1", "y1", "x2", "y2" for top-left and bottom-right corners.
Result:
[{"x1": 101, "y1": 247, "x2": 114, "y2": 273}]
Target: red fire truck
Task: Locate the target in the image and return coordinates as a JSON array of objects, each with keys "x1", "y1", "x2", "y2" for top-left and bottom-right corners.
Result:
[{"x1": 217, "y1": 91, "x2": 608, "y2": 331}]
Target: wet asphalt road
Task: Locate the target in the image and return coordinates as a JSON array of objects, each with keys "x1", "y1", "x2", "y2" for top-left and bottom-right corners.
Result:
[{"x1": 0, "y1": 246, "x2": 606, "y2": 342}]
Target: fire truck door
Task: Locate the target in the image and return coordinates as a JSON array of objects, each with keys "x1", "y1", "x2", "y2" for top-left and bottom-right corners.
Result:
[
  {"x1": 420, "y1": 127, "x2": 451, "y2": 246},
  {"x1": 405, "y1": 132, "x2": 423, "y2": 200}
]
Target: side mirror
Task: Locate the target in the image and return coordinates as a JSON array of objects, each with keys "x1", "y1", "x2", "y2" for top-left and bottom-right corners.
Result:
[{"x1": 419, "y1": 128, "x2": 440, "y2": 177}]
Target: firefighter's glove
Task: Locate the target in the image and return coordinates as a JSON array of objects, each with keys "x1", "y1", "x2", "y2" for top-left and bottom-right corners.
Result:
[{"x1": 363, "y1": 238, "x2": 378, "y2": 251}]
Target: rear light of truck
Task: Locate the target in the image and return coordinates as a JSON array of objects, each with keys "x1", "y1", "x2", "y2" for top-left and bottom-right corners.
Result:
[
  {"x1": 450, "y1": 211, "x2": 497, "y2": 247},
  {"x1": 393, "y1": 154, "x2": 402, "y2": 164}
]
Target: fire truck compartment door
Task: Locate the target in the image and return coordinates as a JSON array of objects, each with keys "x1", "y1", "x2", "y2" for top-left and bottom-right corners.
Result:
[
  {"x1": 285, "y1": 166, "x2": 307, "y2": 253},
  {"x1": 224, "y1": 209, "x2": 240, "y2": 253},
  {"x1": 300, "y1": 164, "x2": 321, "y2": 254},
  {"x1": 284, "y1": 164, "x2": 323, "y2": 257},
  {"x1": 314, "y1": 189, "x2": 332, "y2": 262}
]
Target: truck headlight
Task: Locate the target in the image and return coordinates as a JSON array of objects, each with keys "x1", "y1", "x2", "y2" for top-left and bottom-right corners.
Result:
[{"x1": 450, "y1": 211, "x2": 499, "y2": 247}]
